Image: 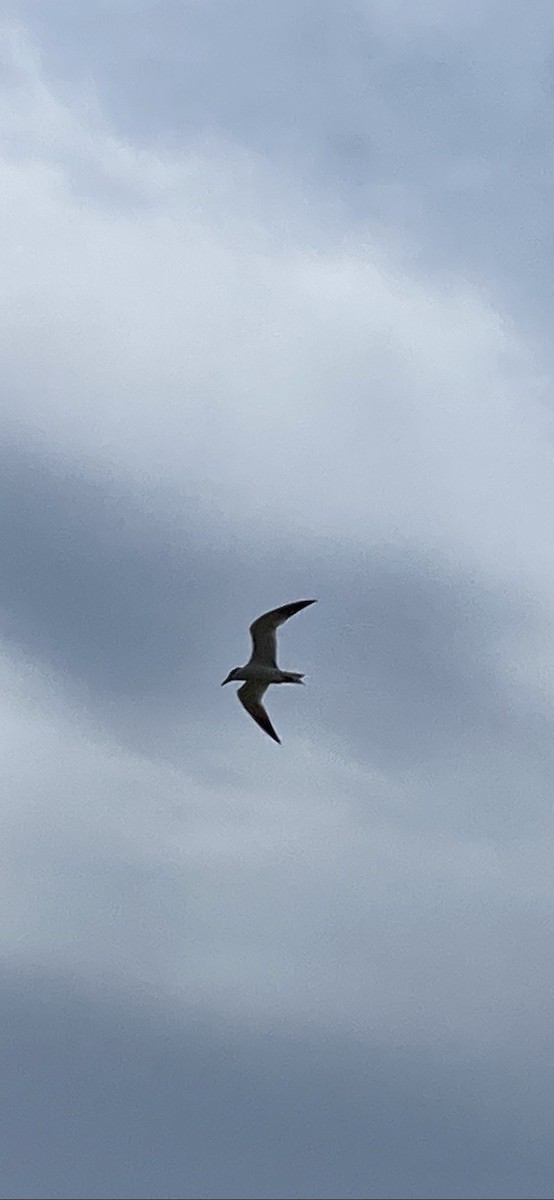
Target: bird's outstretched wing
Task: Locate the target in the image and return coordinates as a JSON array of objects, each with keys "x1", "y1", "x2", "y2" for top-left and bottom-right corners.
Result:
[
  {"x1": 237, "y1": 681, "x2": 281, "y2": 744},
  {"x1": 248, "y1": 599, "x2": 316, "y2": 667}
]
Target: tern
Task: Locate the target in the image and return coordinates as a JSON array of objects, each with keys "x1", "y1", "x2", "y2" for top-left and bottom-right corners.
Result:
[{"x1": 221, "y1": 599, "x2": 316, "y2": 743}]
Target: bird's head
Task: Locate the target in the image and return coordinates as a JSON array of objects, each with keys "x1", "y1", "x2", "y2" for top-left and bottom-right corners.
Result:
[{"x1": 221, "y1": 667, "x2": 242, "y2": 686}]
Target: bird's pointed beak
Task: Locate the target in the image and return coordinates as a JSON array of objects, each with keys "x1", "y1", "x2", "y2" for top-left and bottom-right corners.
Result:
[{"x1": 221, "y1": 674, "x2": 232, "y2": 686}]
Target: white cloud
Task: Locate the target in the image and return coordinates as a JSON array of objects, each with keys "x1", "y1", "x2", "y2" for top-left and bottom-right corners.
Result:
[{"x1": 1, "y1": 20, "x2": 553, "y2": 597}]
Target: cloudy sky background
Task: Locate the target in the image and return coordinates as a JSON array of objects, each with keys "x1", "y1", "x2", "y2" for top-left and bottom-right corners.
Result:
[{"x1": 2, "y1": 2, "x2": 554, "y2": 1197}]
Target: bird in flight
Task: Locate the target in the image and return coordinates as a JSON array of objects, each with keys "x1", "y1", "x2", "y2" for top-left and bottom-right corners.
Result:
[{"x1": 221, "y1": 599, "x2": 316, "y2": 743}]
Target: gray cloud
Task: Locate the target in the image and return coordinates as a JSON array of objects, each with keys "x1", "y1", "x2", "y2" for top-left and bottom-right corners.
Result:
[
  {"x1": 0, "y1": 443, "x2": 526, "y2": 714},
  {"x1": 2, "y1": 965, "x2": 554, "y2": 1200},
  {"x1": 1, "y1": 439, "x2": 550, "y2": 841},
  {"x1": 0, "y1": 442, "x2": 222, "y2": 703}
]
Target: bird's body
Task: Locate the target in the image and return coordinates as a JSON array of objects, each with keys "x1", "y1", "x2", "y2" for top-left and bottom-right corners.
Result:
[
  {"x1": 221, "y1": 599, "x2": 316, "y2": 743},
  {"x1": 225, "y1": 663, "x2": 302, "y2": 684}
]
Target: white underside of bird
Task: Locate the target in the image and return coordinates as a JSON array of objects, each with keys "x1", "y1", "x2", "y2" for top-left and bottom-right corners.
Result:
[{"x1": 221, "y1": 599, "x2": 316, "y2": 743}]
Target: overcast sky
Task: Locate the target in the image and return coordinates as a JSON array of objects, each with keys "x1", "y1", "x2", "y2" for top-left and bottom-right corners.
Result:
[{"x1": 2, "y1": 3, "x2": 554, "y2": 1198}]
